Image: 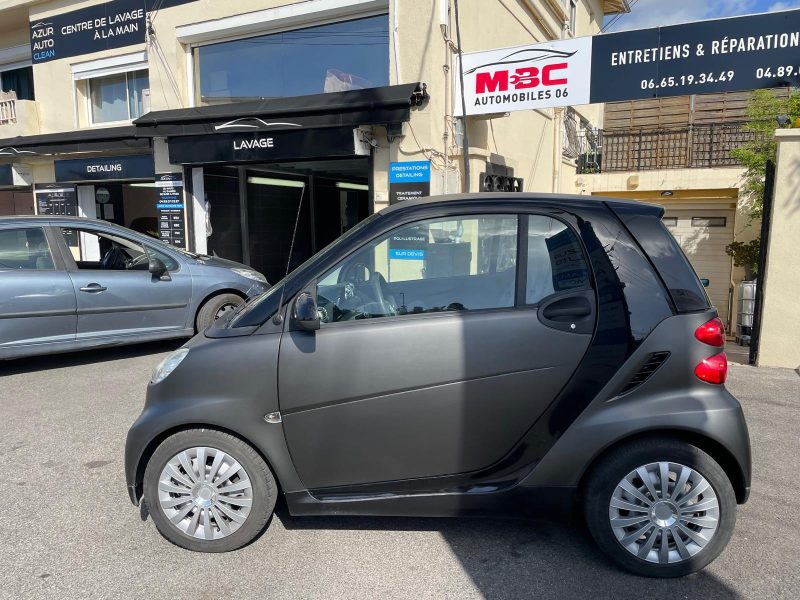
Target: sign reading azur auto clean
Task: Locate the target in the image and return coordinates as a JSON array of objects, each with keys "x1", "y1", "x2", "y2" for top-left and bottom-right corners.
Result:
[{"x1": 455, "y1": 9, "x2": 800, "y2": 116}]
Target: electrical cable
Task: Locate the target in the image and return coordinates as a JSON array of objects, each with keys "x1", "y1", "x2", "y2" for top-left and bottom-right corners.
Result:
[
  {"x1": 453, "y1": 0, "x2": 470, "y2": 192},
  {"x1": 273, "y1": 184, "x2": 307, "y2": 325}
]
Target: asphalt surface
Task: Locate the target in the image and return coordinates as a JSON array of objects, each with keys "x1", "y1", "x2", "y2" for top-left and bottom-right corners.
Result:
[{"x1": 1, "y1": 341, "x2": 798, "y2": 599}]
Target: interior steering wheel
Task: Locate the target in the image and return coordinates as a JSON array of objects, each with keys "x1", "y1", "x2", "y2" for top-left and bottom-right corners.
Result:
[{"x1": 338, "y1": 261, "x2": 396, "y2": 319}]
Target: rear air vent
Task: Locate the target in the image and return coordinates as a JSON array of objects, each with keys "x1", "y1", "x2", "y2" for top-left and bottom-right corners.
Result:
[{"x1": 619, "y1": 351, "x2": 671, "y2": 395}]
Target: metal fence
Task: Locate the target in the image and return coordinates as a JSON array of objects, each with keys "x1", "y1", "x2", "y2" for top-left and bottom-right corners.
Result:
[{"x1": 575, "y1": 122, "x2": 768, "y2": 173}]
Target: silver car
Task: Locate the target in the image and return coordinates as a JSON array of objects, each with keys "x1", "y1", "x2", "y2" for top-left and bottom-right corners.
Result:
[{"x1": 0, "y1": 216, "x2": 268, "y2": 360}]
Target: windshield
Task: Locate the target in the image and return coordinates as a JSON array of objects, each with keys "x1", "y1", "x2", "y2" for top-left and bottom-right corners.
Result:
[{"x1": 228, "y1": 211, "x2": 383, "y2": 328}]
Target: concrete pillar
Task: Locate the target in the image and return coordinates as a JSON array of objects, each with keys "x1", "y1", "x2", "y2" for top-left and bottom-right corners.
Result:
[{"x1": 757, "y1": 129, "x2": 800, "y2": 369}]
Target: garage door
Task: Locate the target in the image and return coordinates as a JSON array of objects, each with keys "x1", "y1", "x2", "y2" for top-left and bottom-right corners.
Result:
[{"x1": 662, "y1": 208, "x2": 734, "y2": 325}]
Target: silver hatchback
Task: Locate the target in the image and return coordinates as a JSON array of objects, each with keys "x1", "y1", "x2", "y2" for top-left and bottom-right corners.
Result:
[{"x1": 0, "y1": 216, "x2": 268, "y2": 360}]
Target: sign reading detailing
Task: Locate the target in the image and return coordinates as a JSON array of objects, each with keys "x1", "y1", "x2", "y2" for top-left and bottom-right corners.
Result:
[
  {"x1": 389, "y1": 161, "x2": 431, "y2": 204},
  {"x1": 155, "y1": 174, "x2": 186, "y2": 249},
  {"x1": 55, "y1": 155, "x2": 155, "y2": 182},
  {"x1": 168, "y1": 128, "x2": 357, "y2": 165},
  {"x1": 35, "y1": 184, "x2": 77, "y2": 216},
  {"x1": 30, "y1": 0, "x2": 197, "y2": 64},
  {"x1": 455, "y1": 9, "x2": 800, "y2": 115}
]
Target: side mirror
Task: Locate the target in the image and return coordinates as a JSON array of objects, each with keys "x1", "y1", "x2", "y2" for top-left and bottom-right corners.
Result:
[
  {"x1": 293, "y1": 292, "x2": 320, "y2": 331},
  {"x1": 149, "y1": 257, "x2": 168, "y2": 277},
  {"x1": 700, "y1": 278, "x2": 710, "y2": 288}
]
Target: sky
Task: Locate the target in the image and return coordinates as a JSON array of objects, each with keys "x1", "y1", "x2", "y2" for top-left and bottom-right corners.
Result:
[{"x1": 604, "y1": 0, "x2": 800, "y2": 32}]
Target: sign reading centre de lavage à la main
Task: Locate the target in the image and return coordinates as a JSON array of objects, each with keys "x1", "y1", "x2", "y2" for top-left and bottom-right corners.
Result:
[
  {"x1": 455, "y1": 9, "x2": 800, "y2": 115},
  {"x1": 30, "y1": 0, "x2": 197, "y2": 64}
]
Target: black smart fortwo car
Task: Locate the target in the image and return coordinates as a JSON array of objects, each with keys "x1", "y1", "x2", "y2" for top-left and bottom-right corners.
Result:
[{"x1": 125, "y1": 193, "x2": 750, "y2": 578}]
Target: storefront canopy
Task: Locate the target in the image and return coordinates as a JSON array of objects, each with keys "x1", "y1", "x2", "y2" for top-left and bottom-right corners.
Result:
[
  {"x1": 0, "y1": 126, "x2": 150, "y2": 158},
  {"x1": 133, "y1": 83, "x2": 428, "y2": 137}
]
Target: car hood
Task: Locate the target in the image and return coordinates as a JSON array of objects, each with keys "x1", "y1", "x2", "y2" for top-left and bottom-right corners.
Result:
[{"x1": 191, "y1": 254, "x2": 252, "y2": 271}]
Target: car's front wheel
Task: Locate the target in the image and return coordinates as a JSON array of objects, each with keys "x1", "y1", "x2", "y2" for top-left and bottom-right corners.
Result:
[
  {"x1": 143, "y1": 429, "x2": 277, "y2": 552},
  {"x1": 584, "y1": 438, "x2": 736, "y2": 577}
]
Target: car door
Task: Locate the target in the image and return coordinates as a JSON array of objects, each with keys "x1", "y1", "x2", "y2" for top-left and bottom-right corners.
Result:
[
  {"x1": 278, "y1": 213, "x2": 596, "y2": 490},
  {"x1": 57, "y1": 226, "x2": 193, "y2": 340},
  {"x1": 0, "y1": 225, "x2": 77, "y2": 357}
]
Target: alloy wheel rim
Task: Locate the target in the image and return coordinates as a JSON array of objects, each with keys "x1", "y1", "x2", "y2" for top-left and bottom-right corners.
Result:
[
  {"x1": 157, "y1": 447, "x2": 253, "y2": 540},
  {"x1": 609, "y1": 461, "x2": 720, "y2": 564}
]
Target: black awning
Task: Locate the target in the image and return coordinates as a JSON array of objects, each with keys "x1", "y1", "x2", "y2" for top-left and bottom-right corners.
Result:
[
  {"x1": 134, "y1": 83, "x2": 427, "y2": 137},
  {"x1": 0, "y1": 125, "x2": 150, "y2": 158}
]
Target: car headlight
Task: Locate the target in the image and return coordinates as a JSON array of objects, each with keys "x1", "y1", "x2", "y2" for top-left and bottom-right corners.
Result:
[
  {"x1": 151, "y1": 348, "x2": 190, "y2": 384},
  {"x1": 232, "y1": 268, "x2": 268, "y2": 284}
]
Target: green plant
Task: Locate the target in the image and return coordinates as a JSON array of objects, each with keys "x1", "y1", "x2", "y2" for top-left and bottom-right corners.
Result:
[
  {"x1": 725, "y1": 239, "x2": 760, "y2": 275},
  {"x1": 730, "y1": 88, "x2": 800, "y2": 219}
]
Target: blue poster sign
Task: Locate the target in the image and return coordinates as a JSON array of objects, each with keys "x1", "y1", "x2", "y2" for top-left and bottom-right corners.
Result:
[{"x1": 389, "y1": 161, "x2": 431, "y2": 204}]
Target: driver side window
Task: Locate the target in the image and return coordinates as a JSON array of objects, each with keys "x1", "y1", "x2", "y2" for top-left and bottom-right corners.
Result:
[
  {"x1": 316, "y1": 214, "x2": 518, "y2": 324},
  {"x1": 60, "y1": 228, "x2": 147, "y2": 271}
]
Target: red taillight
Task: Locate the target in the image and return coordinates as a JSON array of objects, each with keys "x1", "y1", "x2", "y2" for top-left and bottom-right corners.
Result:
[
  {"x1": 695, "y1": 352, "x2": 728, "y2": 384},
  {"x1": 695, "y1": 317, "x2": 725, "y2": 347}
]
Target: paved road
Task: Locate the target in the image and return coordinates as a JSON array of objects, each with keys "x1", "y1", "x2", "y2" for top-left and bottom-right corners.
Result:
[{"x1": 1, "y1": 342, "x2": 798, "y2": 599}]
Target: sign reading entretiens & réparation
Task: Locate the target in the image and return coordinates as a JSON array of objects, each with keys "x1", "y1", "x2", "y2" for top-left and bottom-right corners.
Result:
[{"x1": 456, "y1": 9, "x2": 800, "y2": 115}]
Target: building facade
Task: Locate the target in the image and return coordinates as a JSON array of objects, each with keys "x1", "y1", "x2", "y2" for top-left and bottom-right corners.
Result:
[{"x1": 0, "y1": 0, "x2": 625, "y2": 284}]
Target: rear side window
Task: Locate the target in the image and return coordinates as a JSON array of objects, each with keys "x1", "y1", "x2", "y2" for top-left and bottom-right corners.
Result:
[
  {"x1": 0, "y1": 227, "x2": 54, "y2": 271},
  {"x1": 610, "y1": 202, "x2": 710, "y2": 312},
  {"x1": 526, "y1": 215, "x2": 591, "y2": 304}
]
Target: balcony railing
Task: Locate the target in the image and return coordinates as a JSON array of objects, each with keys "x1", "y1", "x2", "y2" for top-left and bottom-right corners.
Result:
[
  {"x1": 0, "y1": 91, "x2": 17, "y2": 126},
  {"x1": 575, "y1": 122, "x2": 769, "y2": 174}
]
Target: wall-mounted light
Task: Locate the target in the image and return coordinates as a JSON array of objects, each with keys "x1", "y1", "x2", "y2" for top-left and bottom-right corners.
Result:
[
  {"x1": 247, "y1": 177, "x2": 305, "y2": 188},
  {"x1": 128, "y1": 182, "x2": 158, "y2": 188},
  {"x1": 660, "y1": 190, "x2": 674, "y2": 197},
  {"x1": 335, "y1": 181, "x2": 369, "y2": 191}
]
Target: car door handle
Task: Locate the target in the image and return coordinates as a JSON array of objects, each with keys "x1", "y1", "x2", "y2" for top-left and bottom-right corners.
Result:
[
  {"x1": 542, "y1": 304, "x2": 591, "y2": 319},
  {"x1": 79, "y1": 284, "x2": 107, "y2": 293}
]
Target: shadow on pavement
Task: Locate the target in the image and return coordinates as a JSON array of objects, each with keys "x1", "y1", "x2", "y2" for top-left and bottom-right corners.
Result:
[
  {"x1": 0, "y1": 339, "x2": 185, "y2": 376},
  {"x1": 277, "y1": 509, "x2": 742, "y2": 598}
]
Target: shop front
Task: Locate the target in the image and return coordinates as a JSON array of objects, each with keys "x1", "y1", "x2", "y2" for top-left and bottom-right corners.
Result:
[
  {"x1": 0, "y1": 163, "x2": 34, "y2": 216},
  {"x1": 136, "y1": 83, "x2": 426, "y2": 283}
]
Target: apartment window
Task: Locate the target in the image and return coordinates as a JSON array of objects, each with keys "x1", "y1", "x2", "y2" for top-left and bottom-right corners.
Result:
[
  {"x1": 88, "y1": 70, "x2": 149, "y2": 124},
  {"x1": 569, "y1": 0, "x2": 578, "y2": 36},
  {"x1": 0, "y1": 66, "x2": 34, "y2": 100},
  {"x1": 194, "y1": 14, "x2": 390, "y2": 105}
]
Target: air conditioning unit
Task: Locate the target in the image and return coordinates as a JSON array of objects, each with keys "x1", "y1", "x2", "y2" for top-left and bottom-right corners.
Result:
[{"x1": 480, "y1": 173, "x2": 524, "y2": 193}]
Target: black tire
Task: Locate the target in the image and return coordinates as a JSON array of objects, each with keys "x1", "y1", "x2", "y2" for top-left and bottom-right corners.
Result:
[
  {"x1": 143, "y1": 428, "x2": 277, "y2": 552},
  {"x1": 583, "y1": 438, "x2": 736, "y2": 577},
  {"x1": 195, "y1": 293, "x2": 244, "y2": 332}
]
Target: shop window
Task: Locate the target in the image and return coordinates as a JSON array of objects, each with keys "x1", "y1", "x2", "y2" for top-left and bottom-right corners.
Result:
[
  {"x1": 526, "y1": 216, "x2": 590, "y2": 305},
  {"x1": 0, "y1": 66, "x2": 34, "y2": 101},
  {"x1": 691, "y1": 217, "x2": 727, "y2": 227},
  {"x1": 88, "y1": 70, "x2": 149, "y2": 124},
  {"x1": 315, "y1": 215, "x2": 518, "y2": 323},
  {"x1": 569, "y1": 0, "x2": 578, "y2": 36},
  {"x1": 194, "y1": 14, "x2": 389, "y2": 105},
  {"x1": 0, "y1": 228, "x2": 53, "y2": 270}
]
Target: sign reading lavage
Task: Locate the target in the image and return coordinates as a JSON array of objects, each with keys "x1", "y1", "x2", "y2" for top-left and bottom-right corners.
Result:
[
  {"x1": 389, "y1": 161, "x2": 431, "y2": 204},
  {"x1": 35, "y1": 184, "x2": 77, "y2": 216},
  {"x1": 155, "y1": 174, "x2": 186, "y2": 249},
  {"x1": 54, "y1": 155, "x2": 155, "y2": 182},
  {"x1": 168, "y1": 128, "x2": 358, "y2": 165},
  {"x1": 30, "y1": 0, "x2": 197, "y2": 64},
  {"x1": 455, "y1": 9, "x2": 800, "y2": 115}
]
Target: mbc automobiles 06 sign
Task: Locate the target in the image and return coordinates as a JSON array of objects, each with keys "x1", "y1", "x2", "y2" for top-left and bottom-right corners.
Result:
[{"x1": 455, "y1": 9, "x2": 800, "y2": 116}]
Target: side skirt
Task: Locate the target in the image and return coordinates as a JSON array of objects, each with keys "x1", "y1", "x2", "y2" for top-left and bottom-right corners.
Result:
[{"x1": 285, "y1": 485, "x2": 578, "y2": 521}]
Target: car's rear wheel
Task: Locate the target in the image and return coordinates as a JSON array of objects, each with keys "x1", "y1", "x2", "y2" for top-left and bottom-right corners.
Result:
[
  {"x1": 143, "y1": 429, "x2": 277, "y2": 552},
  {"x1": 196, "y1": 293, "x2": 244, "y2": 332},
  {"x1": 584, "y1": 439, "x2": 736, "y2": 577}
]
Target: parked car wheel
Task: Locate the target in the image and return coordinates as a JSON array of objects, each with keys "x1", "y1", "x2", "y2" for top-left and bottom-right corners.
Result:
[
  {"x1": 584, "y1": 439, "x2": 736, "y2": 577},
  {"x1": 143, "y1": 429, "x2": 277, "y2": 552},
  {"x1": 196, "y1": 293, "x2": 244, "y2": 332}
]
